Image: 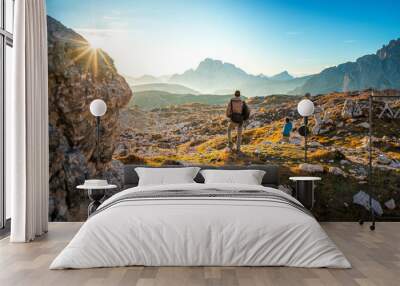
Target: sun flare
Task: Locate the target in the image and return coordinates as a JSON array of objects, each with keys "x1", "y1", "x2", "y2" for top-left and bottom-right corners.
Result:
[
  {"x1": 70, "y1": 39, "x2": 112, "y2": 77},
  {"x1": 87, "y1": 36, "x2": 103, "y2": 50}
]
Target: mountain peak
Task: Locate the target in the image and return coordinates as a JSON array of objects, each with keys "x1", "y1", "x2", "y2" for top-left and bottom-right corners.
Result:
[
  {"x1": 197, "y1": 58, "x2": 224, "y2": 70},
  {"x1": 270, "y1": 71, "x2": 294, "y2": 81},
  {"x1": 377, "y1": 38, "x2": 400, "y2": 60},
  {"x1": 192, "y1": 58, "x2": 249, "y2": 78}
]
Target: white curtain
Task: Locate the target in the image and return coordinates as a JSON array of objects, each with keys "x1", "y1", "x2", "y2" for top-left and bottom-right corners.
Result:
[{"x1": 8, "y1": 0, "x2": 49, "y2": 242}]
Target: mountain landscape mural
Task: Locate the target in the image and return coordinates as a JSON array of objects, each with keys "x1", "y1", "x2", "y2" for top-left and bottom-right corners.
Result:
[
  {"x1": 128, "y1": 40, "x2": 400, "y2": 99},
  {"x1": 46, "y1": 0, "x2": 400, "y2": 222}
]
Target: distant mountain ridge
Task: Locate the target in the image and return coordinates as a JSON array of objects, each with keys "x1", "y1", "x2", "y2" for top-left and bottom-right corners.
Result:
[
  {"x1": 169, "y1": 58, "x2": 253, "y2": 93},
  {"x1": 126, "y1": 38, "x2": 400, "y2": 97},
  {"x1": 124, "y1": 74, "x2": 169, "y2": 85},
  {"x1": 292, "y1": 38, "x2": 400, "y2": 95},
  {"x1": 270, "y1": 71, "x2": 294, "y2": 81},
  {"x1": 132, "y1": 83, "x2": 200, "y2": 95},
  {"x1": 168, "y1": 58, "x2": 309, "y2": 96}
]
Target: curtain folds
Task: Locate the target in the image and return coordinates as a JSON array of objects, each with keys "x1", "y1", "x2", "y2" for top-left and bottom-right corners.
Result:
[{"x1": 9, "y1": 0, "x2": 49, "y2": 242}]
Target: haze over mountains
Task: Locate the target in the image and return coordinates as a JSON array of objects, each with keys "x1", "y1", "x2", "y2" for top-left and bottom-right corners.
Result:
[
  {"x1": 131, "y1": 83, "x2": 200, "y2": 95},
  {"x1": 128, "y1": 58, "x2": 310, "y2": 97},
  {"x1": 127, "y1": 38, "x2": 400, "y2": 97}
]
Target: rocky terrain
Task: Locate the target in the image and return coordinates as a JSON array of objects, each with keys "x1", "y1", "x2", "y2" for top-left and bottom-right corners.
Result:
[
  {"x1": 47, "y1": 16, "x2": 132, "y2": 221},
  {"x1": 116, "y1": 89, "x2": 400, "y2": 221}
]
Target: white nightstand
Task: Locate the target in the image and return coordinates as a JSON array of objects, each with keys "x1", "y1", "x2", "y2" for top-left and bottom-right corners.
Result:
[
  {"x1": 77, "y1": 182, "x2": 117, "y2": 216},
  {"x1": 289, "y1": 177, "x2": 321, "y2": 210}
]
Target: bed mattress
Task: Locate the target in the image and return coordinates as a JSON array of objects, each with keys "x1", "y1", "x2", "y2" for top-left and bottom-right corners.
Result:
[{"x1": 50, "y1": 183, "x2": 350, "y2": 269}]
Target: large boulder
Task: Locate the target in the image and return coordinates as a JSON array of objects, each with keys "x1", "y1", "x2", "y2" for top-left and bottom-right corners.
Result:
[
  {"x1": 299, "y1": 163, "x2": 324, "y2": 173},
  {"x1": 47, "y1": 16, "x2": 132, "y2": 221}
]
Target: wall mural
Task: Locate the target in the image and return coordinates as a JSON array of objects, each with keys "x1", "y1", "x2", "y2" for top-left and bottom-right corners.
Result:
[{"x1": 46, "y1": 0, "x2": 400, "y2": 222}]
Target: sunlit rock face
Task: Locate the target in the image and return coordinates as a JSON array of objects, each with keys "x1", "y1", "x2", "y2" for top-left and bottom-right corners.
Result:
[{"x1": 47, "y1": 16, "x2": 132, "y2": 221}]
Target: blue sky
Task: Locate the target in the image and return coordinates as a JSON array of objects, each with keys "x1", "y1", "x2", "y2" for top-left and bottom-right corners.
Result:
[{"x1": 46, "y1": 0, "x2": 400, "y2": 77}]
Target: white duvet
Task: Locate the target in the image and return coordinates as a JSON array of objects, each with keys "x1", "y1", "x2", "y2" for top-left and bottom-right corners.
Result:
[{"x1": 50, "y1": 183, "x2": 351, "y2": 269}]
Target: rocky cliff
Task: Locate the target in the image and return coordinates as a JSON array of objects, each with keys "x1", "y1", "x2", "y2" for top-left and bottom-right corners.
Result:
[
  {"x1": 292, "y1": 38, "x2": 400, "y2": 95},
  {"x1": 47, "y1": 16, "x2": 132, "y2": 221}
]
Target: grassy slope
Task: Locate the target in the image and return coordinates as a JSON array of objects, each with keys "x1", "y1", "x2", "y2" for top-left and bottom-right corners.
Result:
[{"x1": 129, "y1": 90, "x2": 235, "y2": 109}]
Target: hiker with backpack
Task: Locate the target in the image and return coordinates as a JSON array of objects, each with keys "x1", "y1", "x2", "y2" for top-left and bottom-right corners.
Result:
[{"x1": 226, "y1": 90, "x2": 250, "y2": 153}]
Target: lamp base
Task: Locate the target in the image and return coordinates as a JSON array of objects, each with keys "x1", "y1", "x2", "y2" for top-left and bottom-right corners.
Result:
[{"x1": 87, "y1": 189, "x2": 106, "y2": 216}]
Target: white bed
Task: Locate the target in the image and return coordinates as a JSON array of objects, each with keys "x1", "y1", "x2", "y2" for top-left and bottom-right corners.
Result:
[{"x1": 50, "y1": 183, "x2": 351, "y2": 269}]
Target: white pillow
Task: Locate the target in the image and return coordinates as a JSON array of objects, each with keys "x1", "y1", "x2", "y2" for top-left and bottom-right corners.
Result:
[
  {"x1": 200, "y1": 169, "x2": 266, "y2": 185},
  {"x1": 135, "y1": 167, "x2": 200, "y2": 186}
]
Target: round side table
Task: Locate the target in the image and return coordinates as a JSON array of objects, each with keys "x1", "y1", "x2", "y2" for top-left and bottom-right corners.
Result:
[
  {"x1": 289, "y1": 177, "x2": 321, "y2": 210},
  {"x1": 77, "y1": 184, "x2": 117, "y2": 217}
]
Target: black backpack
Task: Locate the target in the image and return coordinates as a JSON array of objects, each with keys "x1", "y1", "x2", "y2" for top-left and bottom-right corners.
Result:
[{"x1": 229, "y1": 100, "x2": 250, "y2": 124}]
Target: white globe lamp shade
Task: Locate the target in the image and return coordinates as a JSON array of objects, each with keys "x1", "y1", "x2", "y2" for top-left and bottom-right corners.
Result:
[
  {"x1": 297, "y1": 99, "x2": 315, "y2": 117},
  {"x1": 90, "y1": 99, "x2": 107, "y2": 117}
]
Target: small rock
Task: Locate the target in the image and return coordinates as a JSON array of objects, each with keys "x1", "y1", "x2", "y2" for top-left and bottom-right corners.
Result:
[
  {"x1": 354, "y1": 166, "x2": 368, "y2": 176},
  {"x1": 329, "y1": 166, "x2": 347, "y2": 177},
  {"x1": 342, "y1": 99, "x2": 363, "y2": 118},
  {"x1": 319, "y1": 128, "x2": 331, "y2": 134},
  {"x1": 390, "y1": 160, "x2": 400, "y2": 169},
  {"x1": 377, "y1": 165, "x2": 392, "y2": 171},
  {"x1": 377, "y1": 154, "x2": 391, "y2": 165},
  {"x1": 341, "y1": 99, "x2": 353, "y2": 118},
  {"x1": 357, "y1": 122, "x2": 370, "y2": 129},
  {"x1": 340, "y1": 160, "x2": 350, "y2": 165},
  {"x1": 352, "y1": 100, "x2": 363, "y2": 117},
  {"x1": 353, "y1": 191, "x2": 383, "y2": 216},
  {"x1": 355, "y1": 175, "x2": 367, "y2": 181},
  {"x1": 114, "y1": 143, "x2": 129, "y2": 157},
  {"x1": 384, "y1": 198, "x2": 396, "y2": 210},
  {"x1": 289, "y1": 137, "x2": 302, "y2": 145},
  {"x1": 299, "y1": 163, "x2": 324, "y2": 173},
  {"x1": 312, "y1": 124, "x2": 321, "y2": 135},
  {"x1": 309, "y1": 141, "x2": 323, "y2": 148}
]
